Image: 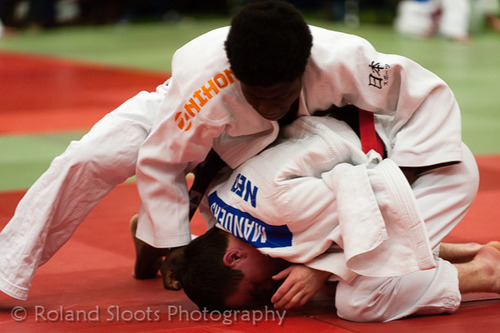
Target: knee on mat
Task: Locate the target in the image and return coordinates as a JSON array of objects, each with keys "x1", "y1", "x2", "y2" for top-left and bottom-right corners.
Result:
[
  {"x1": 334, "y1": 277, "x2": 410, "y2": 323},
  {"x1": 454, "y1": 158, "x2": 480, "y2": 209},
  {"x1": 465, "y1": 165, "x2": 479, "y2": 201},
  {"x1": 335, "y1": 289, "x2": 392, "y2": 323},
  {"x1": 461, "y1": 144, "x2": 480, "y2": 201}
]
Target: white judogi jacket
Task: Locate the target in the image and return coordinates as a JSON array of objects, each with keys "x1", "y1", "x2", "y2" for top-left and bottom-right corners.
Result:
[
  {"x1": 202, "y1": 116, "x2": 436, "y2": 282},
  {"x1": 136, "y1": 25, "x2": 462, "y2": 248}
]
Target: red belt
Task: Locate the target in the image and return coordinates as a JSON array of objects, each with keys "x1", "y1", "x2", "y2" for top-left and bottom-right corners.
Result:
[{"x1": 358, "y1": 109, "x2": 385, "y2": 156}]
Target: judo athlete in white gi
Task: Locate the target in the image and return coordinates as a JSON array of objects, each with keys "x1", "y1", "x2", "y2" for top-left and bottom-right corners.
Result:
[
  {"x1": 0, "y1": 1, "x2": 490, "y2": 314},
  {"x1": 178, "y1": 115, "x2": 500, "y2": 322},
  {"x1": 394, "y1": 0, "x2": 472, "y2": 41}
]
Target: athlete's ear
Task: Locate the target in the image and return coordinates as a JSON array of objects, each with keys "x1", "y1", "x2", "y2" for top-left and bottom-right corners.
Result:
[{"x1": 223, "y1": 249, "x2": 246, "y2": 268}]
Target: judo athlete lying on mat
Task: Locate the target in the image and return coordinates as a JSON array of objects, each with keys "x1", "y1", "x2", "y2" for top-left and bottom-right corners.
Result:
[
  {"x1": 0, "y1": 1, "x2": 480, "y2": 303},
  {"x1": 145, "y1": 115, "x2": 500, "y2": 323}
]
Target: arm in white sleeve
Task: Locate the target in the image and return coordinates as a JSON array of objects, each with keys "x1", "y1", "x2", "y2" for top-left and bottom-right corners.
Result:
[
  {"x1": 307, "y1": 27, "x2": 463, "y2": 166},
  {"x1": 135, "y1": 78, "x2": 227, "y2": 248}
]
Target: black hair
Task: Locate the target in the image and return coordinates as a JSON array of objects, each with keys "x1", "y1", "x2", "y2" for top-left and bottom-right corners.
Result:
[
  {"x1": 177, "y1": 227, "x2": 244, "y2": 311},
  {"x1": 225, "y1": 0, "x2": 313, "y2": 86}
]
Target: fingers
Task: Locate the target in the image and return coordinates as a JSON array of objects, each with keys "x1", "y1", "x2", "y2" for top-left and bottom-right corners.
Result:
[
  {"x1": 272, "y1": 266, "x2": 292, "y2": 281},
  {"x1": 270, "y1": 266, "x2": 294, "y2": 304},
  {"x1": 271, "y1": 265, "x2": 330, "y2": 310},
  {"x1": 270, "y1": 275, "x2": 295, "y2": 304},
  {"x1": 160, "y1": 246, "x2": 186, "y2": 290},
  {"x1": 272, "y1": 282, "x2": 311, "y2": 310},
  {"x1": 270, "y1": 266, "x2": 313, "y2": 309},
  {"x1": 160, "y1": 258, "x2": 183, "y2": 290}
]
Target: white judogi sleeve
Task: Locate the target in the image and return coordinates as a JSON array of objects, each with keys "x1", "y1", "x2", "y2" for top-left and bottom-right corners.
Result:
[
  {"x1": 0, "y1": 81, "x2": 169, "y2": 300},
  {"x1": 203, "y1": 117, "x2": 435, "y2": 283},
  {"x1": 135, "y1": 27, "x2": 278, "y2": 248},
  {"x1": 300, "y1": 26, "x2": 463, "y2": 168}
]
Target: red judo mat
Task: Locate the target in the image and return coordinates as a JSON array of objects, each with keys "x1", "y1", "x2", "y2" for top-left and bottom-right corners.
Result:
[
  {"x1": 1, "y1": 51, "x2": 499, "y2": 332},
  {"x1": 0, "y1": 51, "x2": 168, "y2": 135}
]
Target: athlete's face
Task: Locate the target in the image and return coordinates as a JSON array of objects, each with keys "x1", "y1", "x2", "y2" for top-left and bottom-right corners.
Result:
[
  {"x1": 240, "y1": 78, "x2": 302, "y2": 121},
  {"x1": 223, "y1": 235, "x2": 288, "y2": 309}
]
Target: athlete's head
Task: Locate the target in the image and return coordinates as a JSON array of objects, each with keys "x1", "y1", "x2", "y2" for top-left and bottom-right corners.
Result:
[
  {"x1": 225, "y1": 1, "x2": 312, "y2": 86},
  {"x1": 225, "y1": 1, "x2": 313, "y2": 121},
  {"x1": 178, "y1": 227, "x2": 287, "y2": 310}
]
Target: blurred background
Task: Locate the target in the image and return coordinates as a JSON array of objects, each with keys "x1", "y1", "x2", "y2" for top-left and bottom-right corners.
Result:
[
  {"x1": 1, "y1": 0, "x2": 500, "y2": 191},
  {"x1": 1, "y1": 0, "x2": 499, "y2": 73},
  {"x1": 1, "y1": 0, "x2": 498, "y2": 38},
  {"x1": 0, "y1": 1, "x2": 400, "y2": 30}
]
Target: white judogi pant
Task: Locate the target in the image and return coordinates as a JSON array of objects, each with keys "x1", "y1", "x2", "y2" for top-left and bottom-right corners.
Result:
[{"x1": 336, "y1": 145, "x2": 478, "y2": 322}]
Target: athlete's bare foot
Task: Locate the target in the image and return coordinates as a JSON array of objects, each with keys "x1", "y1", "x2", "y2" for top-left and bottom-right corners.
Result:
[
  {"x1": 439, "y1": 242, "x2": 482, "y2": 263},
  {"x1": 130, "y1": 214, "x2": 169, "y2": 279},
  {"x1": 455, "y1": 242, "x2": 500, "y2": 295},
  {"x1": 485, "y1": 241, "x2": 500, "y2": 252}
]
